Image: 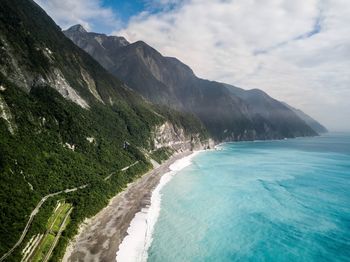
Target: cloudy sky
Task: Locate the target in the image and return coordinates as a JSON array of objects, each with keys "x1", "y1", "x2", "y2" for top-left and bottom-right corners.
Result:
[{"x1": 35, "y1": 0, "x2": 350, "y2": 131}]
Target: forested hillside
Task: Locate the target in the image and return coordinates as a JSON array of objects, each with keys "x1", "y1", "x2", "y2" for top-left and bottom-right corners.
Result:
[{"x1": 0, "y1": 0, "x2": 207, "y2": 260}]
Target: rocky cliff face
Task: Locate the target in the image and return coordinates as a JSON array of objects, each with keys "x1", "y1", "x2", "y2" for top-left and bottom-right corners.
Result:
[
  {"x1": 0, "y1": 1, "x2": 211, "y2": 260},
  {"x1": 0, "y1": 88, "x2": 16, "y2": 134},
  {"x1": 63, "y1": 25, "x2": 129, "y2": 72},
  {"x1": 153, "y1": 121, "x2": 214, "y2": 152},
  {"x1": 64, "y1": 25, "x2": 322, "y2": 140}
]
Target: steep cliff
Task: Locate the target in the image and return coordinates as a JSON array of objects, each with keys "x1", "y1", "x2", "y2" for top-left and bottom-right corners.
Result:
[
  {"x1": 281, "y1": 102, "x2": 328, "y2": 134},
  {"x1": 0, "y1": 1, "x2": 207, "y2": 260},
  {"x1": 64, "y1": 25, "x2": 321, "y2": 140},
  {"x1": 153, "y1": 121, "x2": 214, "y2": 152}
]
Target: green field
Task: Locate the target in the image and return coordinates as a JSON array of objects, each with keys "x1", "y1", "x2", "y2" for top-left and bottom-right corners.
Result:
[{"x1": 29, "y1": 201, "x2": 72, "y2": 262}]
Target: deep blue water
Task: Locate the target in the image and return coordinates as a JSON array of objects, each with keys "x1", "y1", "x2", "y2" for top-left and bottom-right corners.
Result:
[{"x1": 148, "y1": 133, "x2": 350, "y2": 262}]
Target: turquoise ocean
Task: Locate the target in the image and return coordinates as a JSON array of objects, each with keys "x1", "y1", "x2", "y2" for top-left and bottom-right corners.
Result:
[{"x1": 148, "y1": 133, "x2": 350, "y2": 262}]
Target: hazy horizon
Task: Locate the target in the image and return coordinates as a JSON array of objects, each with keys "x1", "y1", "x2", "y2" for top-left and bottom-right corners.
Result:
[{"x1": 35, "y1": 0, "x2": 350, "y2": 131}]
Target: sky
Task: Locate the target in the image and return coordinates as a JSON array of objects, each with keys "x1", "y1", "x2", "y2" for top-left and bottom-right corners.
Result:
[{"x1": 34, "y1": 0, "x2": 350, "y2": 131}]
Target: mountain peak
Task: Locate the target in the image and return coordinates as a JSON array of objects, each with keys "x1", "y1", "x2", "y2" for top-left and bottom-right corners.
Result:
[{"x1": 66, "y1": 24, "x2": 87, "y2": 33}]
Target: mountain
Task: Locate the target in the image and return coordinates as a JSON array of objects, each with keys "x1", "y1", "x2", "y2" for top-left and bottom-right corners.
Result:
[
  {"x1": 0, "y1": 0, "x2": 326, "y2": 259},
  {"x1": 0, "y1": 0, "x2": 209, "y2": 260},
  {"x1": 281, "y1": 102, "x2": 328, "y2": 133},
  {"x1": 64, "y1": 25, "x2": 321, "y2": 140}
]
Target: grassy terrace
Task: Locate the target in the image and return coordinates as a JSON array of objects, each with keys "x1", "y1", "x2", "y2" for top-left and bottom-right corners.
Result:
[{"x1": 29, "y1": 201, "x2": 72, "y2": 262}]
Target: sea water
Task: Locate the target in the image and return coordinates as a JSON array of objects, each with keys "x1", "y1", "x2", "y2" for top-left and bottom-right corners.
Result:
[
  {"x1": 147, "y1": 133, "x2": 350, "y2": 262},
  {"x1": 116, "y1": 152, "x2": 201, "y2": 262}
]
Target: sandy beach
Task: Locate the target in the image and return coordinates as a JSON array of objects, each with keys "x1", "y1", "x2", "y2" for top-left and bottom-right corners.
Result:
[{"x1": 63, "y1": 151, "x2": 192, "y2": 262}]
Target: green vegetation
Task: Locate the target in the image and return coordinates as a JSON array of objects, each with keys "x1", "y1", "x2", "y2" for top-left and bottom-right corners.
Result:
[
  {"x1": 32, "y1": 234, "x2": 54, "y2": 262},
  {"x1": 30, "y1": 201, "x2": 71, "y2": 262},
  {"x1": 150, "y1": 147, "x2": 175, "y2": 164},
  {"x1": 31, "y1": 233, "x2": 53, "y2": 262},
  {"x1": 48, "y1": 202, "x2": 71, "y2": 234},
  {"x1": 0, "y1": 75, "x2": 154, "y2": 261},
  {"x1": 0, "y1": 0, "x2": 208, "y2": 261}
]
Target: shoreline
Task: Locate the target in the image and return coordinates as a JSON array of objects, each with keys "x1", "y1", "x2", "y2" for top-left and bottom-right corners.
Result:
[
  {"x1": 116, "y1": 151, "x2": 201, "y2": 262},
  {"x1": 63, "y1": 150, "x2": 194, "y2": 262}
]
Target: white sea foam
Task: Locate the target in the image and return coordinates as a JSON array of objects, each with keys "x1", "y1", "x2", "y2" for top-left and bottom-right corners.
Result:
[{"x1": 116, "y1": 151, "x2": 200, "y2": 262}]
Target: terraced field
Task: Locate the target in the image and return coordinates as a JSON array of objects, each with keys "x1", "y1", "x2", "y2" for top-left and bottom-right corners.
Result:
[{"x1": 21, "y1": 201, "x2": 72, "y2": 262}]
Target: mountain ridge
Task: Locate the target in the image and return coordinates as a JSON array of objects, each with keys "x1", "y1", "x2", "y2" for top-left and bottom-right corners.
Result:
[
  {"x1": 0, "y1": 3, "x2": 326, "y2": 260},
  {"x1": 64, "y1": 24, "x2": 323, "y2": 140},
  {"x1": 281, "y1": 102, "x2": 328, "y2": 134}
]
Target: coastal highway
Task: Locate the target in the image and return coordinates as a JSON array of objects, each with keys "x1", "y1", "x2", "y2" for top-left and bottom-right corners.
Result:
[
  {"x1": 0, "y1": 191, "x2": 62, "y2": 261},
  {"x1": 104, "y1": 161, "x2": 139, "y2": 181},
  {"x1": 121, "y1": 161, "x2": 139, "y2": 171},
  {"x1": 0, "y1": 161, "x2": 139, "y2": 261}
]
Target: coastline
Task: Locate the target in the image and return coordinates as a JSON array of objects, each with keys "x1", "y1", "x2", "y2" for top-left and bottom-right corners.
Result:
[
  {"x1": 116, "y1": 151, "x2": 201, "y2": 262},
  {"x1": 63, "y1": 150, "x2": 194, "y2": 262}
]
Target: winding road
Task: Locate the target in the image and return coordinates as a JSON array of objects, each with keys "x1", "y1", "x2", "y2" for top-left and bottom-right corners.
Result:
[{"x1": 0, "y1": 161, "x2": 139, "y2": 261}]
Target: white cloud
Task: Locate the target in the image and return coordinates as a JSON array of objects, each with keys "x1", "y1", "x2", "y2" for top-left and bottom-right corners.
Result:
[
  {"x1": 34, "y1": 0, "x2": 120, "y2": 31},
  {"x1": 117, "y1": 0, "x2": 350, "y2": 131}
]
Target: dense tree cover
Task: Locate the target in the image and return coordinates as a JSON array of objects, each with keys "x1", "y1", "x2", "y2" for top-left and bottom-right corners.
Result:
[
  {"x1": 0, "y1": 22, "x2": 207, "y2": 262},
  {"x1": 0, "y1": 75, "x2": 155, "y2": 260},
  {"x1": 0, "y1": 0, "x2": 208, "y2": 260},
  {"x1": 150, "y1": 147, "x2": 175, "y2": 164},
  {"x1": 0, "y1": 73, "x2": 206, "y2": 261}
]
